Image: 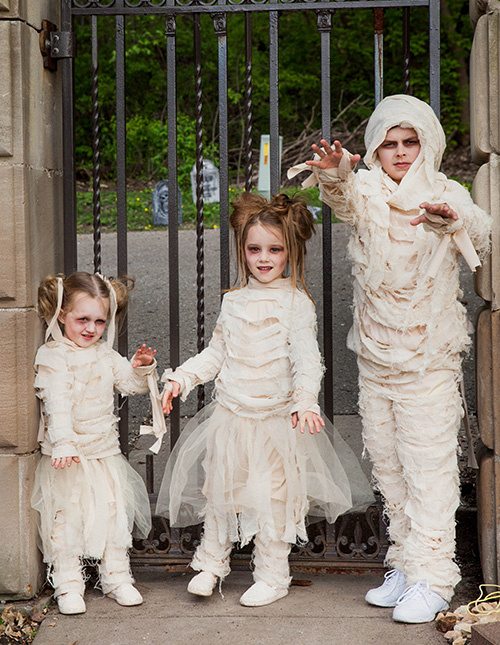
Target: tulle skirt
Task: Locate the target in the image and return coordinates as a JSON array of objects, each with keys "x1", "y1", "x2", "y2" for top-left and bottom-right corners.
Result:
[
  {"x1": 156, "y1": 402, "x2": 373, "y2": 546},
  {"x1": 31, "y1": 453, "x2": 151, "y2": 564}
]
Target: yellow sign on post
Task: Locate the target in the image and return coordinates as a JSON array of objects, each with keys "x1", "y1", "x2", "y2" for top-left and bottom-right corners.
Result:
[{"x1": 257, "y1": 135, "x2": 283, "y2": 199}]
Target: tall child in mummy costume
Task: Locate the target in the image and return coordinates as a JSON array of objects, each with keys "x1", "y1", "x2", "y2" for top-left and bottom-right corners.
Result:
[
  {"x1": 156, "y1": 193, "x2": 372, "y2": 607},
  {"x1": 288, "y1": 94, "x2": 492, "y2": 623},
  {"x1": 31, "y1": 272, "x2": 166, "y2": 615}
]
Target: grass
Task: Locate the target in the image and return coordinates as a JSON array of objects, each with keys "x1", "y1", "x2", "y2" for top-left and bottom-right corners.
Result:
[{"x1": 76, "y1": 185, "x2": 327, "y2": 233}]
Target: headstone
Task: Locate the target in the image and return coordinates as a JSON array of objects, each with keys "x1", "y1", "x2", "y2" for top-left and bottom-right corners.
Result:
[
  {"x1": 152, "y1": 180, "x2": 183, "y2": 226},
  {"x1": 190, "y1": 159, "x2": 220, "y2": 204}
]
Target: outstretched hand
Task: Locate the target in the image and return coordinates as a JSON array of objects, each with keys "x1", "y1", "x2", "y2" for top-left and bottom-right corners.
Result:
[
  {"x1": 133, "y1": 344, "x2": 157, "y2": 367},
  {"x1": 292, "y1": 411, "x2": 325, "y2": 435},
  {"x1": 51, "y1": 456, "x2": 80, "y2": 469},
  {"x1": 162, "y1": 381, "x2": 181, "y2": 415},
  {"x1": 411, "y1": 202, "x2": 459, "y2": 227},
  {"x1": 306, "y1": 139, "x2": 361, "y2": 172}
]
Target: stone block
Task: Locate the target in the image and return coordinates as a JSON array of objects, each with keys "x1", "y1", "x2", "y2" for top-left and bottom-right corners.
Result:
[
  {"x1": 0, "y1": 164, "x2": 64, "y2": 308},
  {"x1": 470, "y1": 12, "x2": 500, "y2": 163},
  {"x1": 473, "y1": 157, "x2": 500, "y2": 307},
  {"x1": 0, "y1": 308, "x2": 42, "y2": 453},
  {"x1": 0, "y1": 0, "x2": 59, "y2": 26},
  {"x1": 471, "y1": 622, "x2": 500, "y2": 645},
  {"x1": 1, "y1": 19, "x2": 63, "y2": 170},
  {"x1": 475, "y1": 308, "x2": 500, "y2": 450},
  {"x1": 476, "y1": 446, "x2": 500, "y2": 585},
  {"x1": 0, "y1": 453, "x2": 44, "y2": 599}
]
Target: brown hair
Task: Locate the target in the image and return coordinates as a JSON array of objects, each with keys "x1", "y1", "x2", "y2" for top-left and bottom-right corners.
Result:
[
  {"x1": 229, "y1": 192, "x2": 315, "y2": 299},
  {"x1": 37, "y1": 272, "x2": 134, "y2": 327}
]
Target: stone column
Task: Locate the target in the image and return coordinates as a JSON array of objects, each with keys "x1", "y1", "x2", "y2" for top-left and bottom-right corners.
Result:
[
  {"x1": 470, "y1": 0, "x2": 500, "y2": 585},
  {"x1": 0, "y1": 0, "x2": 63, "y2": 599}
]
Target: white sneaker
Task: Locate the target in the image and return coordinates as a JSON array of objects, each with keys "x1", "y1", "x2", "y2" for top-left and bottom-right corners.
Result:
[
  {"x1": 392, "y1": 580, "x2": 449, "y2": 623},
  {"x1": 187, "y1": 571, "x2": 218, "y2": 597},
  {"x1": 107, "y1": 583, "x2": 143, "y2": 606},
  {"x1": 365, "y1": 569, "x2": 406, "y2": 607},
  {"x1": 57, "y1": 592, "x2": 86, "y2": 615},
  {"x1": 239, "y1": 581, "x2": 288, "y2": 607}
]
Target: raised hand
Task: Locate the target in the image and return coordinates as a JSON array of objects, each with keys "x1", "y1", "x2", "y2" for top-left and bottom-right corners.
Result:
[
  {"x1": 306, "y1": 139, "x2": 361, "y2": 171},
  {"x1": 132, "y1": 344, "x2": 157, "y2": 367},
  {"x1": 411, "y1": 202, "x2": 459, "y2": 227}
]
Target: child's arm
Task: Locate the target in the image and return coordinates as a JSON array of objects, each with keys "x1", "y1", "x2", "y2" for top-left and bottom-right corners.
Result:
[
  {"x1": 288, "y1": 140, "x2": 363, "y2": 225},
  {"x1": 34, "y1": 345, "x2": 80, "y2": 467},
  {"x1": 160, "y1": 313, "x2": 227, "y2": 409},
  {"x1": 288, "y1": 294, "x2": 326, "y2": 434}
]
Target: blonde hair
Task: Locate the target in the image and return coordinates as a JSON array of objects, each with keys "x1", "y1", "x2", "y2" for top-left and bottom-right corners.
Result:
[
  {"x1": 229, "y1": 192, "x2": 315, "y2": 299},
  {"x1": 37, "y1": 272, "x2": 134, "y2": 327}
]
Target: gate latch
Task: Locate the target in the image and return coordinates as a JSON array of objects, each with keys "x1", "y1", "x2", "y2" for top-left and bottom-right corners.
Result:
[{"x1": 39, "y1": 19, "x2": 76, "y2": 71}]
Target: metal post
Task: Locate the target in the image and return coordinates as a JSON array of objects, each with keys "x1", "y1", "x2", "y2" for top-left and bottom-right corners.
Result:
[
  {"x1": 244, "y1": 13, "x2": 253, "y2": 193},
  {"x1": 429, "y1": 0, "x2": 440, "y2": 116},
  {"x1": 91, "y1": 15, "x2": 102, "y2": 275},
  {"x1": 374, "y1": 8, "x2": 384, "y2": 106},
  {"x1": 269, "y1": 12, "x2": 279, "y2": 195}
]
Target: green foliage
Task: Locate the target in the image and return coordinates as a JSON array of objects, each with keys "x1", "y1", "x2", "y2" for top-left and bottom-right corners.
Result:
[{"x1": 74, "y1": 1, "x2": 473, "y2": 181}]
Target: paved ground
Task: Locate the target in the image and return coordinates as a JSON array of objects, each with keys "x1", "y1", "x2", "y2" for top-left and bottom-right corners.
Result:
[{"x1": 33, "y1": 569, "x2": 446, "y2": 645}]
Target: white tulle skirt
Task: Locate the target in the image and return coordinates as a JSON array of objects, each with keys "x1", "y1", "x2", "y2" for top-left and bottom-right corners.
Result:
[
  {"x1": 31, "y1": 453, "x2": 151, "y2": 564},
  {"x1": 156, "y1": 402, "x2": 373, "y2": 546}
]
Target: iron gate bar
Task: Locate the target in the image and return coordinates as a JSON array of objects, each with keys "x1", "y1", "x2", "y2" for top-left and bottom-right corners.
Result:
[
  {"x1": 166, "y1": 14, "x2": 181, "y2": 448},
  {"x1": 403, "y1": 7, "x2": 410, "y2": 93},
  {"x1": 317, "y1": 9, "x2": 334, "y2": 423},
  {"x1": 116, "y1": 14, "x2": 130, "y2": 455},
  {"x1": 194, "y1": 13, "x2": 206, "y2": 411},
  {"x1": 70, "y1": 1, "x2": 431, "y2": 15},
  {"x1": 62, "y1": 0, "x2": 77, "y2": 275},
  {"x1": 244, "y1": 13, "x2": 253, "y2": 192},
  {"x1": 269, "y1": 11, "x2": 279, "y2": 196},
  {"x1": 373, "y1": 8, "x2": 384, "y2": 105},
  {"x1": 214, "y1": 13, "x2": 230, "y2": 292},
  {"x1": 428, "y1": 0, "x2": 440, "y2": 115},
  {"x1": 91, "y1": 15, "x2": 103, "y2": 275}
]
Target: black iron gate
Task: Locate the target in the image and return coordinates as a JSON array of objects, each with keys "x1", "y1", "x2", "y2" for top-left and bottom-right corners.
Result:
[{"x1": 51, "y1": 0, "x2": 441, "y2": 571}]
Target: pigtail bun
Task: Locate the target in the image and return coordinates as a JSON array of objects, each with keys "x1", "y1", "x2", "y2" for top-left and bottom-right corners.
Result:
[
  {"x1": 108, "y1": 275, "x2": 135, "y2": 326},
  {"x1": 37, "y1": 274, "x2": 65, "y2": 320}
]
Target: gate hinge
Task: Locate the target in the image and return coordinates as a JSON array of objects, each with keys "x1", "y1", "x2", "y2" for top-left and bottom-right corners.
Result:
[{"x1": 39, "y1": 19, "x2": 76, "y2": 72}]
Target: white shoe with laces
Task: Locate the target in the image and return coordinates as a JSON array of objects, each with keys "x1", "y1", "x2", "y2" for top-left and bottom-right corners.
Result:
[
  {"x1": 187, "y1": 571, "x2": 218, "y2": 597},
  {"x1": 392, "y1": 580, "x2": 449, "y2": 623},
  {"x1": 107, "y1": 583, "x2": 143, "y2": 606},
  {"x1": 57, "y1": 592, "x2": 86, "y2": 615},
  {"x1": 239, "y1": 581, "x2": 288, "y2": 607},
  {"x1": 365, "y1": 569, "x2": 406, "y2": 607}
]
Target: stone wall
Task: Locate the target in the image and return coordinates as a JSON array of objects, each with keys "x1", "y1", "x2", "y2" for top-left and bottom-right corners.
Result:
[
  {"x1": 471, "y1": 0, "x2": 500, "y2": 585},
  {"x1": 0, "y1": 0, "x2": 62, "y2": 599}
]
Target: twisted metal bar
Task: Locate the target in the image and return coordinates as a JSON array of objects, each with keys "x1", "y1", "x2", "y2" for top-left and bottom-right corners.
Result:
[
  {"x1": 403, "y1": 7, "x2": 410, "y2": 93},
  {"x1": 91, "y1": 15, "x2": 102, "y2": 274},
  {"x1": 244, "y1": 13, "x2": 253, "y2": 192},
  {"x1": 194, "y1": 13, "x2": 206, "y2": 411}
]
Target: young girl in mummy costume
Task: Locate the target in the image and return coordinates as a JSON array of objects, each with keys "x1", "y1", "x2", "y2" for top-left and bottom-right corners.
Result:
[
  {"x1": 156, "y1": 193, "x2": 372, "y2": 607},
  {"x1": 288, "y1": 94, "x2": 492, "y2": 623},
  {"x1": 31, "y1": 272, "x2": 166, "y2": 615}
]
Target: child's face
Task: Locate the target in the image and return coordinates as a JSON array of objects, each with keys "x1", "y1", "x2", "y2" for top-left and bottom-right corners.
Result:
[
  {"x1": 376, "y1": 126, "x2": 421, "y2": 183},
  {"x1": 59, "y1": 291, "x2": 109, "y2": 348},
  {"x1": 244, "y1": 223, "x2": 288, "y2": 284}
]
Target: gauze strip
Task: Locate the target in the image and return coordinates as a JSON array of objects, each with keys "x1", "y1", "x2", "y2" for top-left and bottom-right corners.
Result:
[{"x1": 45, "y1": 277, "x2": 65, "y2": 342}]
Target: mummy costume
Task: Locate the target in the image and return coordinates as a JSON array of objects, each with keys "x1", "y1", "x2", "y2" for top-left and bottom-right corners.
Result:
[
  {"x1": 156, "y1": 277, "x2": 373, "y2": 591},
  {"x1": 289, "y1": 94, "x2": 491, "y2": 602}
]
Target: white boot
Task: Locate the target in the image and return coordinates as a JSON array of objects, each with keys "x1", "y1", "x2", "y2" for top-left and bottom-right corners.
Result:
[
  {"x1": 187, "y1": 571, "x2": 218, "y2": 597},
  {"x1": 57, "y1": 592, "x2": 86, "y2": 615},
  {"x1": 107, "y1": 583, "x2": 143, "y2": 606},
  {"x1": 365, "y1": 569, "x2": 406, "y2": 607},
  {"x1": 240, "y1": 581, "x2": 288, "y2": 607}
]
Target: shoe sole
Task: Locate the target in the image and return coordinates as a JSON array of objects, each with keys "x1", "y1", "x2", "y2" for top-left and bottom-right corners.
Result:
[
  {"x1": 107, "y1": 594, "x2": 143, "y2": 606},
  {"x1": 365, "y1": 598, "x2": 398, "y2": 608},
  {"x1": 240, "y1": 589, "x2": 288, "y2": 607},
  {"x1": 393, "y1": 603, "x2": 449, "y2": 623}
]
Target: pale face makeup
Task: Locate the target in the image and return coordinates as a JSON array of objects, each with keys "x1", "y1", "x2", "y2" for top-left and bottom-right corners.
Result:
[
  {"x1": 244, "y1": 223, "x2": 288, "y2": 284},
  {"x1": 59, "y1": 291, "x2": 109, "y2": 348},
  {"x1": 376, "y1": 126, "x2": 421, "y2": 183}
]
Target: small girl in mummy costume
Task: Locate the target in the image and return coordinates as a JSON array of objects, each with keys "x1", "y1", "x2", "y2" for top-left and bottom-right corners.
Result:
[
  {"x1": 156, "y1": 192, "x2": 373, "y2": 607},
  {"x1": 288, "y1": 94, "x2": 492, "y2": 623},
  {"x1": 31, "y1": 272, "x2": 166, "y2": 615}
]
